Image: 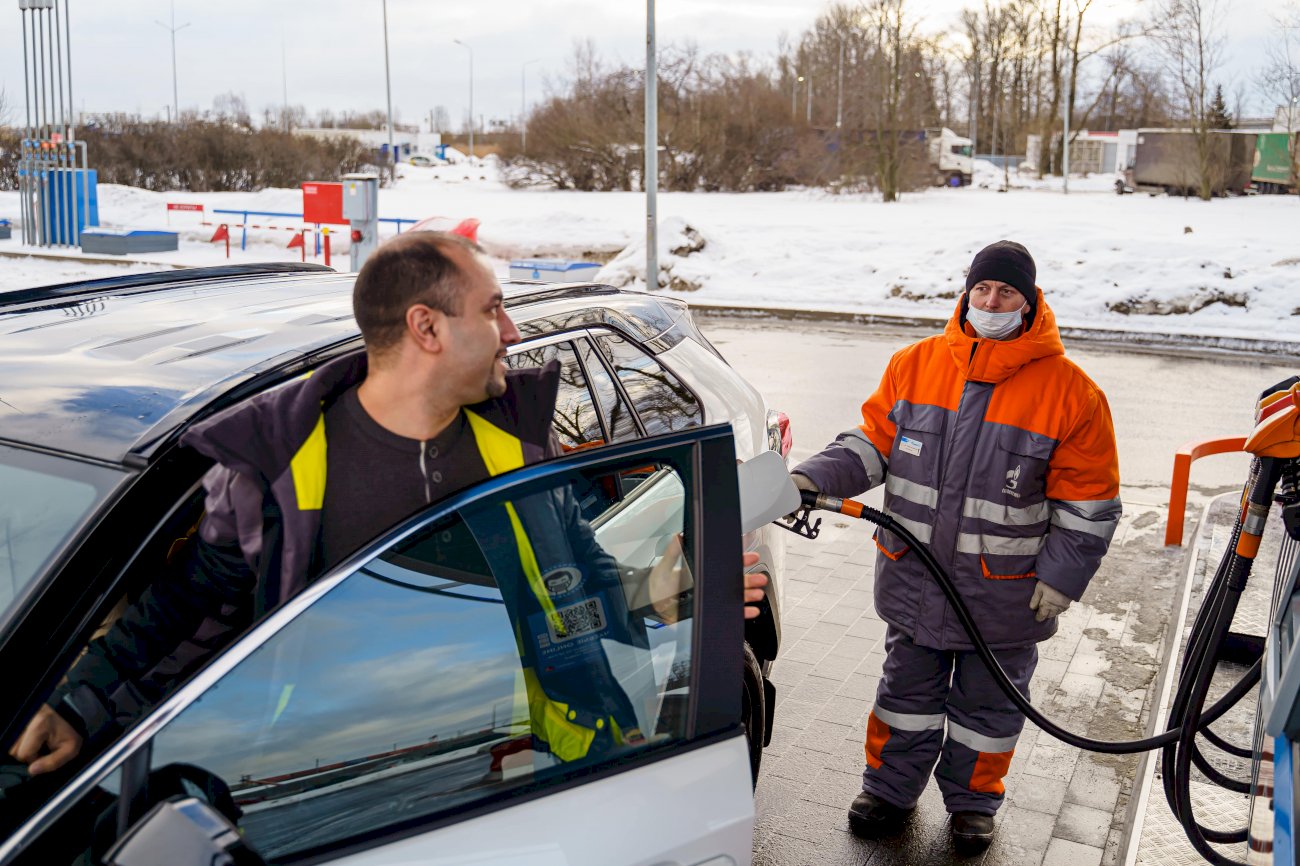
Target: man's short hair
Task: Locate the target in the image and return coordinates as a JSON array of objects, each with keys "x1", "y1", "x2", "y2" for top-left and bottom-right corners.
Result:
[{"x1": 352, "y1": 231, "x2": 486, "y2": 355}]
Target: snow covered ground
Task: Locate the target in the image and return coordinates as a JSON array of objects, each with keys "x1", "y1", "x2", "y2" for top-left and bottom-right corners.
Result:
[{"x1": 2, "y1": 159, "x2": 1296, "y2": 344}]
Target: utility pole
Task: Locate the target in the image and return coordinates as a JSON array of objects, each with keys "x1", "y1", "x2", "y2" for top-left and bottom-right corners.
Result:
[
  {"x1": 281, "y1": 38, "x2": 289, "y2": 131},
  {"x1": 806, "y1": 76, "x2": 813, "y2": 124},
  {"x1": 382, "y1": 0, "x2": 396, "y2": 182},
  {"x1": 454, "y1": 38, "x2": 474, "y2": 160},
  {"x1": 1062, "y1": 20, "x2": 1072, "y2": 194},
  {"x1": 521, "y1": 58, "x2": 540, "y2": 152},
  {"x1": 154, "y1": 0, "x2": 189, "y2": 124},
  {"x1": 836, "y1": 39, "x2": 844, "y2": 129},
  {"x1": 645, "y1": 0, "x2": 658, "y2": 291}
]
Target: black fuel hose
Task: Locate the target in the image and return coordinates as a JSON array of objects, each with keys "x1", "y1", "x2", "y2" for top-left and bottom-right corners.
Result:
[{"x1": 797, "y1": 489, "x2": 1261, "y2": 755}]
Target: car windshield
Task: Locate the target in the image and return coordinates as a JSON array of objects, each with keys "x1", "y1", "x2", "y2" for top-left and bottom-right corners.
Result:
[{"x1": 0, "y1": 444, "x2": 120, "y2": 622}]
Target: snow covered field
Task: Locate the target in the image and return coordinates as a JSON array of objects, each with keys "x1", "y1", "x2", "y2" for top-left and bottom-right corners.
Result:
[{"x1": 1, "y1": 159, "x2": 1296, "y2": 344}]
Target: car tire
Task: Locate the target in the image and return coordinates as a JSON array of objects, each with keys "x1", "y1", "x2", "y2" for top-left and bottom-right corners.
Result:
[{"x1": 742, "y1": 641, "x2": 766, "y2": 786}]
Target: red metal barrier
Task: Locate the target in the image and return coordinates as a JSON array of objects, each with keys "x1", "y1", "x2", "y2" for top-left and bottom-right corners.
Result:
[{"x1": 1165, "y1": 436, "x2": 1247, "y2": 546}]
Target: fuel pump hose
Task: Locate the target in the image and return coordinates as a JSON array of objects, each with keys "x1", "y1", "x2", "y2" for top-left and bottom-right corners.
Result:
[{"x1": 798, "y1": 489, "x2": 1260, "y2": 756}]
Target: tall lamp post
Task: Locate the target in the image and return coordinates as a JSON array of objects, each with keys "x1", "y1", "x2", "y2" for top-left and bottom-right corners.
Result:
[
  {"x1": 646, "y1": 0, "x2": 658, "y2": 291},
  {"x1": 381, "y1": 0, "x2": 396, "y2": 182},
  {"x1": 521, "y1": 58, "x2": 540, "y2": 152},
  {"x1": 155, "y1": 0, "x2": 189, "y2": 124},
  {"x1": 453, "y1": 38, "x2": 474, "y2": 160}
]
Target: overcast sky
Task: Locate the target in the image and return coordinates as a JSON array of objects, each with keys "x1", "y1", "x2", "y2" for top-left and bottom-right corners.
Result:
[{"x1": 0, "y1": 0, "x2": 1278, "y2": 131}]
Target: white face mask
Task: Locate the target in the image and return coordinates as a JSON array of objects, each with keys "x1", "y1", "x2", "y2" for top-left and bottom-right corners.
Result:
[{"x1": 967, "y1": 305, "x2": 1023, "y2": 340}]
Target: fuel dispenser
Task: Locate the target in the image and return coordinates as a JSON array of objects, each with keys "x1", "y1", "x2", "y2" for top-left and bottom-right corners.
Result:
[{"x1": 342, "y1": 173, "x2": 379, "y2": 272}]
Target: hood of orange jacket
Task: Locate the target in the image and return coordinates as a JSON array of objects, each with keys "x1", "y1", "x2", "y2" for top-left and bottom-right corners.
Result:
[{"x1": 944, "y1": 288, "x2": 1064, "y2": 385}]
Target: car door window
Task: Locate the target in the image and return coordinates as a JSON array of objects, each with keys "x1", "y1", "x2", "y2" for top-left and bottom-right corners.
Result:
[
  {"x1": 576, "y1": 336, "x2": 640, "y2": 444},
  {"x1": 504, "y1": 340, "x2": 605, "y2": 451},
  {"x1": 128, "y1": 461, "x2": 696, "y2": 861},
  {"x1": 594, "y1": 334, "x2": 703, "y2": 436}
]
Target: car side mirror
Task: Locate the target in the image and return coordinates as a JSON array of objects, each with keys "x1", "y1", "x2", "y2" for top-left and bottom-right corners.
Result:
[
  {"x1": 737, "y1": 450, "x2": 801, "y2": 534},
  {"x1": 105, "y1": 797, "x2": 265, "y2": 866}
]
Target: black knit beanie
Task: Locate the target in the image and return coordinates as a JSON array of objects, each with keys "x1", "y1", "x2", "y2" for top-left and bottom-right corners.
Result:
[{"x1": 964, "y1": 241, "x2": 1037, "y2": 318}]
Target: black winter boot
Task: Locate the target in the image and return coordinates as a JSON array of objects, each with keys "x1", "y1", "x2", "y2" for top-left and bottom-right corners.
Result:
[
  {"x1": 847, "y1": 791, "x2": 914, "y2": 838},
  {"x1": 950, "y1": 811, "x2": 995, "y2": 852}
]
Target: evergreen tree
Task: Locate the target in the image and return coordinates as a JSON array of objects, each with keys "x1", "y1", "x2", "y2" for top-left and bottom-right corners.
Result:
[{"x1": 1206, "y1": 84, "x2": 1234, "y2": 129}]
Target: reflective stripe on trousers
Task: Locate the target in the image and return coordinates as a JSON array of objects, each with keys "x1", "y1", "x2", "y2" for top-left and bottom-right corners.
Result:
[{"x1": 862, "y1": 625, "x2": 1038, "y2": 813}]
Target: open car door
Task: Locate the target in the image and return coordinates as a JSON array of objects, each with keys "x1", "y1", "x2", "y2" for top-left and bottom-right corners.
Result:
[{"x1": 1, "y1": 424, "x2": 754, "y2": 866}]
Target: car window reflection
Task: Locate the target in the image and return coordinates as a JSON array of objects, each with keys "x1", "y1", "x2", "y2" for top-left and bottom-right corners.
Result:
[
  {"x1": 594, "y1": 335, "x2": 702, "y2": 437},
  {"x1": 504, "y1": 341, "x2": 605, "y2": 450},
  {"x1": 144, "y1": 463, "x2": 693, "y2": 860}
]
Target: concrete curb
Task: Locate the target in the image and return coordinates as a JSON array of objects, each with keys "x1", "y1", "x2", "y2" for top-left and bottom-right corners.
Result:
[
  {"x1": 0, "y1": 248, "x2": 189, "y2": 269},
  {"x1": 691, "y1": 303, "x2": 1300, "y2": 363},
  {"x1": 1117, "y1": 495, "x2": 1222, "y2": 866}
]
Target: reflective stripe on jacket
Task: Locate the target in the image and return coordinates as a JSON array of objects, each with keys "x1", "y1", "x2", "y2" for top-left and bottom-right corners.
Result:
[
  {"x1": 464, "y1": 409, "x2": 644, "y2": 762},
  {"x1": 794, "y1": 291, "x2": 1120, "y2": 649},
  {"x1": 189, "y1": 354, "x2": 630, "y2": 762}
]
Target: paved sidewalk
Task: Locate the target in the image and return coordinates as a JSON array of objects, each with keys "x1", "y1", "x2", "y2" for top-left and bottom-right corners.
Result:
[{"x1": 752, "y1": 500, "x2": 1187, "y2": 866}]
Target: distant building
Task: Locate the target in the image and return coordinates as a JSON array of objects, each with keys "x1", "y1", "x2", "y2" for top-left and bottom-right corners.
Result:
[
  {"x1": 1025, "y1": 130, "x2": 1138, "y2": 175},
  {"x1": 294, "y1": 127, "x2": 443, "y2": 162}
]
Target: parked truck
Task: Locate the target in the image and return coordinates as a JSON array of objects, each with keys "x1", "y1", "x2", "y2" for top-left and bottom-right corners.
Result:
[
  {"x1": 1250, "y1": 131, "x2": 1298, "y2": 194},
  {"x1": 922, "y1": 127, "x2": 974, "y2": 186},
  {"x1": 1119, "y1": 128, "x2": 1257, "y2": 196}
]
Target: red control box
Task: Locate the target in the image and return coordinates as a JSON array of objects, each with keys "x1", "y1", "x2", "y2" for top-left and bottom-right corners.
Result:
[{"x1": 301, "y1": 182, "x2": 348, "y2": 225}]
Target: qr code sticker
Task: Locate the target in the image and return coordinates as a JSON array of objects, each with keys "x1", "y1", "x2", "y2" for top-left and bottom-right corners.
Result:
[{"x1": 548, "y1": 597, "x2": 607, "y2": 643}]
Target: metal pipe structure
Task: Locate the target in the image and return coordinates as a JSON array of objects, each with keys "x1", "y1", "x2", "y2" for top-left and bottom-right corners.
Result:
[{"x1": 18, "y1": 0, "x2": 86, "y2": 248}]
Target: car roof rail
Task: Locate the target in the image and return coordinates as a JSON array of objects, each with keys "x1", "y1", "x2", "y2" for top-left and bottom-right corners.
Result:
[{"x1": 0, "y1": 262, "x2": 337, "y2": 309}]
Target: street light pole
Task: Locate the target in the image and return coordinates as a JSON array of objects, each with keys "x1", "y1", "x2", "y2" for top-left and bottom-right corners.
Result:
[
  {"x1": 646, "y1": 0, "x2": 658, "y2": 290},
  {"x1": 1062, "y1": 20, "x2": 1072, "y2": 194},
  {"x1": 521, "y1": 58, "x2": 540, "y2": 152},
  {"x1": 154, "y1": 0, "x2": 189, "y2": 124},
  {"x1": 453, "y1": 39, "x2": 474, "y2": 160},
  {"x1": 381, "y1": 0, "x2": 396, "y2": 182},
  {"x1": 793, "y1": 73, "x2": 802, "y2": 119},
  {"x1": 836, "y1": 39, "x2": 844, "y2": 129}
]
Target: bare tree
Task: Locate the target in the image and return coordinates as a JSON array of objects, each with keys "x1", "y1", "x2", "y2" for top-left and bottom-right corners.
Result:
[
  {"x1": 1152, "y1": 0, "x2": 1228, "y2": 199},
  {"x1": 868, "y1": 0, "x2": 923, "y2": 201}
]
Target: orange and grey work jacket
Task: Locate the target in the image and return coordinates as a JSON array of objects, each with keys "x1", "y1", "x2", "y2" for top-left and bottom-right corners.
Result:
[{"x1": 793, "y1": 291, "x2": 1121, "y2": 650}]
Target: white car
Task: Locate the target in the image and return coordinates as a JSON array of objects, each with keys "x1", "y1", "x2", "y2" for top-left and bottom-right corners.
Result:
[{"x1": 0, "y1": 267, "x2": 792, "y2": 866}]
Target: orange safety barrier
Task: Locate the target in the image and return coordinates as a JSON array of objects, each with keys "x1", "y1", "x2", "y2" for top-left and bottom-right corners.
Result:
[{"x1": 1165, "y1": 436, "x2": 1246, "y2": 546}]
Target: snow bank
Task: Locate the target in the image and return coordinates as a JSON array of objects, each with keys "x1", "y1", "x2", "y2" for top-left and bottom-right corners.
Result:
[{"x1": 1, "y1": 164, "x2": 1296, "y2": 344}]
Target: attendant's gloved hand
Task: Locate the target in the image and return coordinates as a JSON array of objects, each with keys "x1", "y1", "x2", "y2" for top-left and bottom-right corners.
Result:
[
  {"x1": 788, "y1": 473, "x2": 820, "y2": 519},
  {"x1": 1029, "y1": 581, "x2": 1072, "y2": 622}
]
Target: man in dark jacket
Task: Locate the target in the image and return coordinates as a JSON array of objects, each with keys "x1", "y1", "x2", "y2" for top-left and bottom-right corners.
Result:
[{"x1": 11, "y1": 231, "x2": 767, "y2": 776}]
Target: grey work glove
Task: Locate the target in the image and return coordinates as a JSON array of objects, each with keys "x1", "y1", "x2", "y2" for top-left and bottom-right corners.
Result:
[
  {"x1": 1029, "y1": 580, "x2": 1072, "y2": 622},
  {"x1": 786, "y1": 473, "x2": 819, "y2": 520}
]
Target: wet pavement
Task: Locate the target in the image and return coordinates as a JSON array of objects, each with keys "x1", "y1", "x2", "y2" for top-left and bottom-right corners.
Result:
[{"x1": 695, "y1": 315, "x2": 1295, "y2": 866}]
